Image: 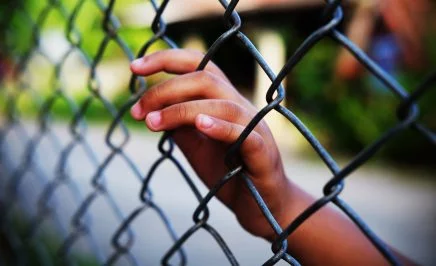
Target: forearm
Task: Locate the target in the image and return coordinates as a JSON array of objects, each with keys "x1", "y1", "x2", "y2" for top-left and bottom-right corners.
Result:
[{"x1": 266, "y1": 180, "x2": 404, "y2": 265}]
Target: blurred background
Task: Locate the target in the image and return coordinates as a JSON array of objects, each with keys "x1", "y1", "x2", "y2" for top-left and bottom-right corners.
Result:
[
  {"x1": 1, "y1": 0, "x2": 436, "y2": 163},
  {"x1": 0, "y1": 0, "x2": 435, "y2": 265}
]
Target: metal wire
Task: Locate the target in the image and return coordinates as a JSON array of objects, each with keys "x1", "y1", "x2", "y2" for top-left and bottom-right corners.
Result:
[{"x1": 0, "y1": 0, "x2": 435, "y2": 265}]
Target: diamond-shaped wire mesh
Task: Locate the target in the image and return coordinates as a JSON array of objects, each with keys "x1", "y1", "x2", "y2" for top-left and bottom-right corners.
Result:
[{"x1": 0, "y1": 0, "x2": 435, "y2": 265}]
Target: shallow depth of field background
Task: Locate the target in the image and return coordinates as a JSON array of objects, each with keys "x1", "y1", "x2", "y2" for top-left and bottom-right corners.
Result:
[{"x1": 0, "y1": 0, "x2": 435, "y2": 265}]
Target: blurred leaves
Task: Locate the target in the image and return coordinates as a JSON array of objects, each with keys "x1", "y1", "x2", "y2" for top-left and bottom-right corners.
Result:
[{"x1": 288, "y1": 34, "x2": 436, "y2": 164}]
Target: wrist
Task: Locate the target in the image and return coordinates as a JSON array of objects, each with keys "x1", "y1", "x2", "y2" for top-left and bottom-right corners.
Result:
[
  {"x1": 263, "y1": 176, "x2": 298, "y2": 242},
  {"x1": 264, "y1": 177, "x2": 315, "y2": 246}
]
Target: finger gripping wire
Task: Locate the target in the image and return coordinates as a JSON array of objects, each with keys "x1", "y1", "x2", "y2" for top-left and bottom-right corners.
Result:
[{"x1": 0, "y1": 0, "x2": 434, "y2": 266}]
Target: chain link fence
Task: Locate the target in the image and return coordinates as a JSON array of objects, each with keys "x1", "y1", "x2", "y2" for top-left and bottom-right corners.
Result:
[{"x1": 0, "y1": 0, "x2": 435, "y2": 265}]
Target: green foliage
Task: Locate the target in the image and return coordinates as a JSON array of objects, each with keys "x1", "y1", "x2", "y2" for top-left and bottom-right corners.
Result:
[
  {"x1": 287, "y1": 36, "x2": 436, "y2": 164},
  {"x1": 5, "y1": 0, "x2": 156, "y2": 59},
  {"x1": 1, "y1": 0, "x2": 162, "y2": 131},
  {"x1": 0, "y1": 90, "x2": 145, "y2": 129}
]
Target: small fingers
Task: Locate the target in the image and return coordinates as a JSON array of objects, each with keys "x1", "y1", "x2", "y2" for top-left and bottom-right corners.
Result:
[
  {"x1": 130, "y1": 49, "x2": 229, "y2": 82},
  {"x1": 195, "y1": 114, "x2": 264, "y2": 154},
  {"x1": 144, "y1": 100, "x2": 250, "y2": 132},
  {"x1": 130, "y1": 71, "x2": 239, "y2": 120},
  {"x1": 142, "y1": 98, "x2": 272, "y2": 175}
]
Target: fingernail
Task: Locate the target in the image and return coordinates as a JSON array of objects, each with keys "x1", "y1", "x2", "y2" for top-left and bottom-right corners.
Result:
[
  {"x1": 131, "y1": 102, "x2": 143, "y2": 118},
  {"x1": 146, "y1": 111, "x2": 162, "y2": 129},
  {"x1": 199, "y1": 114, "x2": 213, "y2": 129},
  {"x1": 131, "y1": 58, "x2": 145, "y2": 69}
]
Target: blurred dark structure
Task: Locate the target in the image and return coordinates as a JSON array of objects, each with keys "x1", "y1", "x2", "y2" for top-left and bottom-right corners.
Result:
[
  {"x1": 159, "y1": 0, "x2": 436, "y2": 165},
  {"x1": 167, "y1": 0, "x2": 332, "y2": 90}
]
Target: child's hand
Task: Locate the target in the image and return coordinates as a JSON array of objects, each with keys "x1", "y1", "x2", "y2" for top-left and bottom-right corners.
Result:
[
  {"x1": 130, "y1": 49, "x2": 413, "y2": 265},
  {"x1": 130, "y1": 49, "x2": 292, "y2": 239}
]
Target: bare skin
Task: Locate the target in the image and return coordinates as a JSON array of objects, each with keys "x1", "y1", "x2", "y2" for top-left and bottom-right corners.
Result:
[{"x1": 130, "y1": 49, "x2": 413, "y2": 265}]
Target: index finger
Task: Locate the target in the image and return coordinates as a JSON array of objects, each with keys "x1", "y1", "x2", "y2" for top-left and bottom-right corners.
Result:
[{"x1": 130, "y1": 49, "x2": 230, "y2": 82}]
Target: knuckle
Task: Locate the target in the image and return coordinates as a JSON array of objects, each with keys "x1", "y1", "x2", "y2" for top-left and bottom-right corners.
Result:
[
  {"x1": 223, "y1": 101, "x2": 242, "y2": 120},
  {"x1": 151, "y1": 84, "x2": 162, "y2": 100},
  {"x1": 199, "y1": 70, "x2": 223, "y2": 86},
  {"x1": 142, "y1": 84, "x2": 161, "y2": 108},
  {"x1": 186, "y1": 60, "x2": 199, "y2": 71},
  {"x1": 176, "y1": 104, "x2": 188, "y2": 120},
  {"x1": 196, "y1": 70, "x2": 214, "y2": 84},
  {"x1": 196, "y1": 71, "x2": 231, "y2": 96},
  {"x1": 225, "y1": 124, "x2": 237, "y2": 140},
  {"x1": 249, "y1": 133, "x2": 265, "y2": 153}
]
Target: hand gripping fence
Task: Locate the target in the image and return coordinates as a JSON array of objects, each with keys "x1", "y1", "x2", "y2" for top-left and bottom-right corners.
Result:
[{"x1": 0, "y1": 0, "x2": 435, "y2": 265}]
